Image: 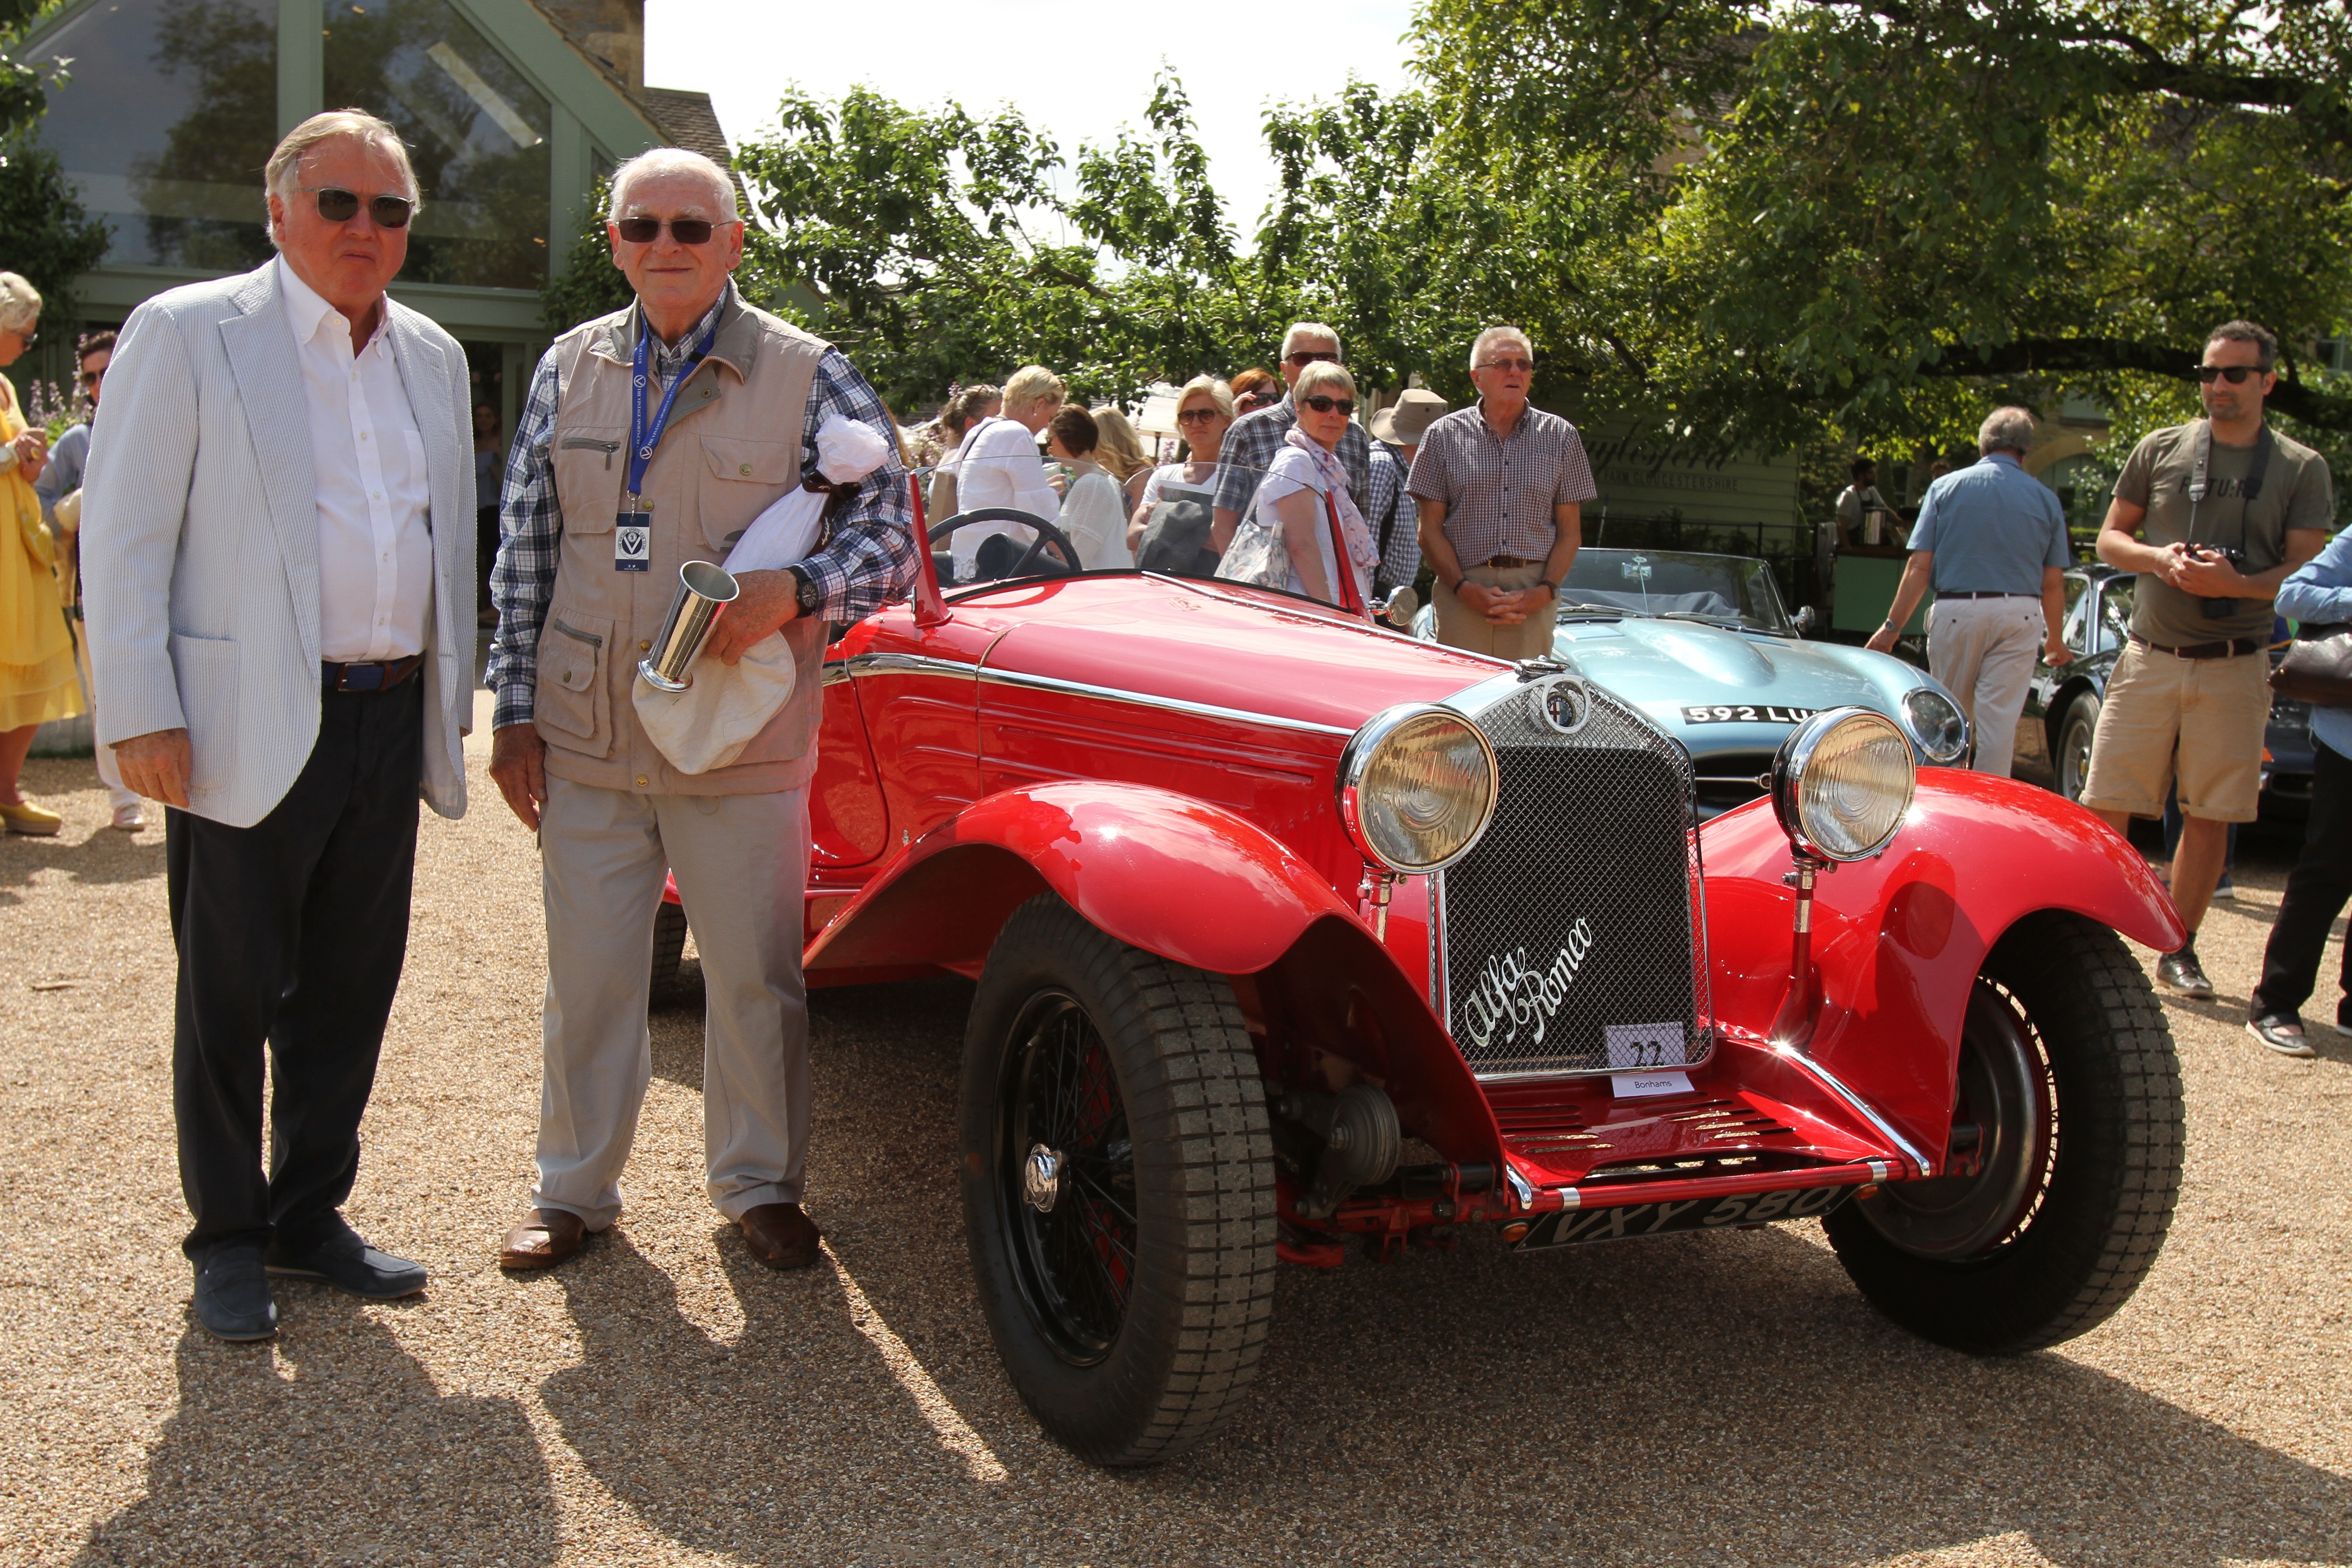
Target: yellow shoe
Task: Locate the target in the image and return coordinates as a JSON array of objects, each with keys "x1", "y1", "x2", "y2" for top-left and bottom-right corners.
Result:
[{"x1": 0, "y1": 800, "x2": 63, "y2": 836}]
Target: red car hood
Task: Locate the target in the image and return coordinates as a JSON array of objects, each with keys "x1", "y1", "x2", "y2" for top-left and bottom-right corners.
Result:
[{"x1": 976, "y1": 576, "x2": 1504, "y2": 735}]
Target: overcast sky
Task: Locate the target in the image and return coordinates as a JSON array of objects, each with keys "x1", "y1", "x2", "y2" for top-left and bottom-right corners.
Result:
[{"x1": 642, "y1": 0, "x2": 1423, "y2": 246}]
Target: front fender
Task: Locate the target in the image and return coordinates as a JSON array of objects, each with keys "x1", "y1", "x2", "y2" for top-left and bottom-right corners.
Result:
[
  {"x1": 1698, "y1": 769, "x2": 2181, "y2": 1166},
  {"x1": 806, "y1": 781, "x2": 1361, "y2": 980}
]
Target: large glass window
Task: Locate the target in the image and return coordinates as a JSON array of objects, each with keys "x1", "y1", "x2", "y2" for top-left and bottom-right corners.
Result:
[
  {"x1": 323, "y1": 0, "x2": 551, "y2": 290},
  {"x1": 31, "y1": 0, "x2": 279, "y2": 271}
]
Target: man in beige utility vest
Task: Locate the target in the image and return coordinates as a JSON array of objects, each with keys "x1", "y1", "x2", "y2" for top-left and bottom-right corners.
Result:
[{"x1": 484, "y1": 148, "x2": 916, "y2": 1272}]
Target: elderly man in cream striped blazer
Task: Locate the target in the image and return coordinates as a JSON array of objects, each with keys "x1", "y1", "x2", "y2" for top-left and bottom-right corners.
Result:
[{"x1": 81, "y1": 110, "x2": 473, "y2": 1343}]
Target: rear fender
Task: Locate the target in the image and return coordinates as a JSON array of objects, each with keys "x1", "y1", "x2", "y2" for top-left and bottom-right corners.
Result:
[
  {"x1": 806, "y1": 782, "x2": 1505, "y2": 1167},
  {"x1": 1698, "y1": 769, "x2": 2181, "y2": 1167}
]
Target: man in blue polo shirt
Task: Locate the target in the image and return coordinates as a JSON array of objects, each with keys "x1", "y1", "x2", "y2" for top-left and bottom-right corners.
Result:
[{"x1": 1867, "y1": 407, "x2": 2073, "y2": 776}]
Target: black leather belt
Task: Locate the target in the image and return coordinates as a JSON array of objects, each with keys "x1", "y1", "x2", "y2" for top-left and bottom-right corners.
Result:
[
  {"x1": 323, "y1": 656, "x2": 423, "y2": 692},
  {"x1": 2128, "y1": 634, "x2": 2263, "y2": 660},
  {"x1": 1942, "y1": 590, "x2": 2034, "y2": 600},
  {"x1": 1478, "y1": 554, "x2": 1540, "y2": 569}
]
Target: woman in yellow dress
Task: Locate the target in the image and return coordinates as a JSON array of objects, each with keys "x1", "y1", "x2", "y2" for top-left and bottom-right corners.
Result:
[{"x1": 0, "y1": 272, "x2": 85, "y2": 835}]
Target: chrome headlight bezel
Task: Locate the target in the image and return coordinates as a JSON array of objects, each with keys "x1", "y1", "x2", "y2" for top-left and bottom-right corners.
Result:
[
  {"x1": 1771, "y1": 707, "x2": 1918, "y2": 862},
  {"x1": 1901, "y1": 685, "x2": 1971, "y2": 765},
  {"x1": 1337, "y1": 704, "x2": 1501, "y2": 874}
]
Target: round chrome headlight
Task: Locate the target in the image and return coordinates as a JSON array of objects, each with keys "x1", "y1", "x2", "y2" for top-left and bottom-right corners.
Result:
[
  {"x1": 1771, "y1": 707, "x2": 1916, "y2": 862},
  {"x1": 1337, "y1": 705, "x2": 1499, "y2": 873},
  {"x1": 1901, "y1": 686, "x2": 1970, "y2": 765}
]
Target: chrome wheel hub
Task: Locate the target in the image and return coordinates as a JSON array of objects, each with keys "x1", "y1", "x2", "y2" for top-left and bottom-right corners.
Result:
[{"x1": 1023, "y1": 1143, "x2": 1063, "y2": 1214}]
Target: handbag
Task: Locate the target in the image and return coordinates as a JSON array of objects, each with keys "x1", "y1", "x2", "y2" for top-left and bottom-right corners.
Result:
[{"x1": 2269, "y1": 623, "x2": 2352, "y2": 708}]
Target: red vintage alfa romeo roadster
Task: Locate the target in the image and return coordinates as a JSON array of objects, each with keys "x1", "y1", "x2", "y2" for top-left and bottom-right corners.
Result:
[{"x1": 677, "y1": 467, "x2": 2185, "y2": 1467}]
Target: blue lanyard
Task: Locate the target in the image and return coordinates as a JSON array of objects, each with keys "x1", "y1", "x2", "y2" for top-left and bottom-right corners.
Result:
[{"x1": 626, "y1": 311, "x2": 720, "y2": 504}]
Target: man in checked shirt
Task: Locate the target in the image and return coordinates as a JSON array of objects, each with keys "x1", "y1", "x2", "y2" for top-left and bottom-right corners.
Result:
[{"x1": 485, "y1": 149, "x2": 916, "y2": 1274}]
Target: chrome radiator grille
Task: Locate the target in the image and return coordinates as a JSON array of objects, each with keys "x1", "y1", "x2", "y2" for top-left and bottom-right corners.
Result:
[{"x1": 1436, "y1": 674, "x2": 1712, "y2": 1078}]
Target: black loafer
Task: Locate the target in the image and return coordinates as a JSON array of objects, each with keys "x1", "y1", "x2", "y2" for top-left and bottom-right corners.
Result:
[
  {"x1": 266, "y1": 1224, "x2": 428, "y2": 1300},
  {"x1": 193, "y1": 1242, "x2": 279, "y2": 1342}
]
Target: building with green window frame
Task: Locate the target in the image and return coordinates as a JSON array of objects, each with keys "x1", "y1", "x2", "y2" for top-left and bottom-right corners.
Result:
[{"x1": 11, "y1": 0, "x2": 726, "y2": 433}]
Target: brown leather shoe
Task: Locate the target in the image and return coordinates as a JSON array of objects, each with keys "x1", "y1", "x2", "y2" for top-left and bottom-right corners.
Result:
[
  {"x1": 737, "y1": 1203, "x2": 821, "y2": 1269},
  {"x1": 498, "y1": 1208, "x2": 588, "y2": 1270}
]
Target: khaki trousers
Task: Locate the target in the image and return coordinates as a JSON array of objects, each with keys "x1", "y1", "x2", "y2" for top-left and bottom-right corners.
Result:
[
  {"x1": 1434, "y1": 562, "x2": 1552, "y2": 660},
  {"x1": 1926, "y1": 596, "x2": 2043, "y2": 778},
  {"x1": 532, "y1": 774, "x2": 812, "y2": 1229}
]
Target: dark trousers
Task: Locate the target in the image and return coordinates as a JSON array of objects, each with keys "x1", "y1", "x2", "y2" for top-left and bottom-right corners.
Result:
[
  {"x1": 2251, "y1": 738, "x2": 2352, "y2": 1025},
  {"x1": 167, "y1": 677, "x2": 423, "y2": 1261}
]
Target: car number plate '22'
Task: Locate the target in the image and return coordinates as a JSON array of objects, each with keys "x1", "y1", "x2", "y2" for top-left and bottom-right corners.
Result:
[
  {"x1": 1681, "y1": 704, "x2": 1822, "y2": 725},
  {"x1": 1513, "y1": 1185, "x2": 1855, "y2": 1250}
]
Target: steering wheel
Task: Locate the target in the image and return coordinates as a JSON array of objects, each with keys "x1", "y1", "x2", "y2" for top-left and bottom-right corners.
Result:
[{"x1": 927, "y1": 508, "x2": 1083, "y2": 585}]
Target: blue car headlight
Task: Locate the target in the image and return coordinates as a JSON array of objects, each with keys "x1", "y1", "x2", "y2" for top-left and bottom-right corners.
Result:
[{"x1": 1901, "y1": 686, "x2": 1970, "y2": 765}]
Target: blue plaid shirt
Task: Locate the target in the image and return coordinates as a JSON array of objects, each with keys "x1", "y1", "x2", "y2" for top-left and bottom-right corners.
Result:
[
  {"x1": 1367, "y1": 441, "x2": 1422, "y2": 590},
  {"x1": 488, "y1": 290, "x2": 916, "y2": 730}
]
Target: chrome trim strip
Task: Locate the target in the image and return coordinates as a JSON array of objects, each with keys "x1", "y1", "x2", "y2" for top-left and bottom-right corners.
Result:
[
  {"x1": 1504, "y1": 1164, "x2": 1535, "y2": 1210},
  {"x1": 1868, "y1": 1159, "x2": 1891, "y2": 1183},
  {"x1": 1774, "y1": 1045, "x2": 1935, "y2": 1177},
  {"x1": 974, "y1": 666, "x2": 1356, "y2": 738},
  {"x1": 843, "y1": 652, "x2": 979, "y2": 681},
  {"x1": 821, "y1": 659, "x2": 851, "y2": 686},
  {"x1": 1554, "y1": 1183, "x2": 1580, "y2": 1211}
]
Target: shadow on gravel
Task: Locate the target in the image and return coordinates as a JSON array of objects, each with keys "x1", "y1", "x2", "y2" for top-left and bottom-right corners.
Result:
[
  {"x1": 519, "y1": 975, "x2": 2352, "y2": 1567},
  {"x1": 0, "y1": 826, "x2": 165, "y2": 905},
  {"x1": 72, "y1": 1298, "x2": 557, "y2": 1567}
]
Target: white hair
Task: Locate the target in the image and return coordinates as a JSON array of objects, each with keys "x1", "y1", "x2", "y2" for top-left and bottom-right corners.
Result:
[
  {"x1": 1978, "y1": 406, "x2": 2038, "y2": 456},
  {"x1": 1281, "y1": 321, "x2": 1343, "y2": 361},
  {"x1": 1295, "y1": 361, "x2": 1357, "y2": 401},
  {"x1": 1469, "y1": 325, "x2": 1533, "y2": 372},
  {"x1": 609, "y1": 147, "x2": 739, "y2": 219},
  {"x1": 0, "y1": 272, "x2": 39, "y2": 334}
]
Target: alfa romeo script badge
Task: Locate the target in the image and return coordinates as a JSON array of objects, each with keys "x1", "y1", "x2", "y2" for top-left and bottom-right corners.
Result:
[{"x1": 1538, "y1": 676, "x2": 1593, "y2": 735}]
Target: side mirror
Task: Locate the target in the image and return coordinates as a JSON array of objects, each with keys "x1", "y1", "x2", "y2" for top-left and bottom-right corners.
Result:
[
  {"x1": 1792, "y1": 605, "x2": 1817, "y2": 635},
  {"x1": 1377, "y1": 584, "x2": 1419, "y2": 629}
]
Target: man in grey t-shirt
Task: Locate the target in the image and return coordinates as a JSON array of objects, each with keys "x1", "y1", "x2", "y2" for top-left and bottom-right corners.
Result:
[{"x1": 2081, "y1": 319, "x2": 2333, "y2": 1000}]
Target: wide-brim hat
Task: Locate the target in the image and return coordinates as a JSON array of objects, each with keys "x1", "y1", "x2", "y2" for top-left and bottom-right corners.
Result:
[{"x1": 1372, "y1": 387, "x2": 1449, "y2": 446}]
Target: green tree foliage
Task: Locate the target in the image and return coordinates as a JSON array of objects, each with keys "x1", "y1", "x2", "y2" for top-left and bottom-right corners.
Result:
[{"x1": 0, "y1": 1, "x2": 106, "y2": 328}]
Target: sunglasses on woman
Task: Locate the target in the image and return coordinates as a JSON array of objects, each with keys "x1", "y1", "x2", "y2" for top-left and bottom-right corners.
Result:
[
  {"x1": 614, "y1": 217, "x2": 722, "y2": 245},
  {"x1": 1300, "y1": 394, "x2": 1356, "y2": 416},
  {"x1": 305, "y1": 186, "x2": 414, "y2": 228},
  {"x1": 1176, "y1": 407, "x2": 1221, "y2": 424},
  {"x1": 2195, "y1": 364, "x2": 2264, "y2": 384}
]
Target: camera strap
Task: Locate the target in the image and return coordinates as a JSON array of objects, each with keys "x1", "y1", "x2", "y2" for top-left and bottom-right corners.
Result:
[{"x1": 2186, "y1": 418, "x2": 2273, "y2": 553}]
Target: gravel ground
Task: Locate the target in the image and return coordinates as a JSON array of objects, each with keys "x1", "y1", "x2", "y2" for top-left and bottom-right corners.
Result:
[{"x1": 3, "y1": 753, "x2": 2348, "y2": 1568}]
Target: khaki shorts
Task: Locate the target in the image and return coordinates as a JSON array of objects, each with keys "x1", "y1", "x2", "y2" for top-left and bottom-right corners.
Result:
[
  {"x1": 1434, "y1": 562, "x2": 1552, "y2": 660},
  {"x1": 2079, "y1": 639, "x2": 2270, "y2": 823}
]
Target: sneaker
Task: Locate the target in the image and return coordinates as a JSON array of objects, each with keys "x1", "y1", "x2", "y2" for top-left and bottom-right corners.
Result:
[
  {"x1": 2211, "y1": 877, "x2": 2235, "y2": 902},
  {"x1": 2157, "y1": 943, "x2": 2216, "y2": 999},
  {"x1": 110, "y1": 803, "x2": 143, "y2": 831},
  {"x1": 2247, "y1": 1014, "x2": 2316, "y2": 1057}
]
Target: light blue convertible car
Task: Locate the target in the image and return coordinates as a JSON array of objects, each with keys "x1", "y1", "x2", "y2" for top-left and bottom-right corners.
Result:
[{"x1": 1414, "y1": 547, "x2": 1972, "y2": 816}]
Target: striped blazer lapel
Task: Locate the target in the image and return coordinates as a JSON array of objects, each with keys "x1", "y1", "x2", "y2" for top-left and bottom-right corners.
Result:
[{"x1": 217, "y1": 262, "x2": 321, "y2": 664}]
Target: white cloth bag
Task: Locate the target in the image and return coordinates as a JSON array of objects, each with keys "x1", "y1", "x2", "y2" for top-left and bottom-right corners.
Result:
[{"x1": 632, "y1": 416, "x2": 891, "y2": 774}]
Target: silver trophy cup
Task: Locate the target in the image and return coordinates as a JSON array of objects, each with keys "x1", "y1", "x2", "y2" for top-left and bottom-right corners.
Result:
[{"x1": 638, "y1": 559, "x2": 740, "y2": 692}]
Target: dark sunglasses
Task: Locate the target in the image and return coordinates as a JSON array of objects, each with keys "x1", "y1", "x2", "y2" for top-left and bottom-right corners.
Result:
[
  {"x1": 1176, "y1": 407, "x2": 1221, "y2": 424},
  {"x1": 615, "y1": 217, "x2": 721, "y2": 245},
  {"x1": 1479, "y1": 357, "x2": 1536, "y2": 373},
  {"x1": 305, "y1": 186, "x2": 414, "y2": 228},
  {"x1": 1300, "y1": 394, "x2": 1356, "y2": 415},
  {"x1": 2195, "y1": 364, "x2": 2265, "y2": 384},
  {"x1": 1284, "y1": 350, "x2": 1339, "y2": 368}
]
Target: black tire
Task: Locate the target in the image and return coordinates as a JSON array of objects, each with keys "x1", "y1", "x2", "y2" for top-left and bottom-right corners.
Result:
[
  {"x1": 649, "y1": 901, "x2": 689, "y2": 1004},
  {"x1": 1824, "y1": 910, "x2": 2182, "y2": 1354},
  {"x1": 959, "y1": 893, "x2": 1275, "y2": 1466},
  {"x1": 2055, "y1": 693, "x2": 2100, "y2": 803}
]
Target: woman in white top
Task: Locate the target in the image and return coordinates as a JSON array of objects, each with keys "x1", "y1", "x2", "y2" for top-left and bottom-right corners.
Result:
[
  {"x1": 924, "y1": 383, "x2": 1001, "y2": 522},
  {"x1": 1047, "y1": 406, "x2": 1132, "y2": 570},
  {"x1": 951, "y1": 364, "x2": 1064, "y2": 577},
  {"x1": 1216, "y1": 361, "x2": 1377, "y2": 606},
  {"x1": 1130, "y1": 375, "x2": 1233, "y2": 573}
]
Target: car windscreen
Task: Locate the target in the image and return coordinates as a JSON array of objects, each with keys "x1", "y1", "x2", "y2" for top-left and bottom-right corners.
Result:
[
  {"x1": 1558, "y1": 549, "x2": 1792, "y2": 632},
  {"x1": 916, "y1": 451, "x2": 1372, "y2": 613}
]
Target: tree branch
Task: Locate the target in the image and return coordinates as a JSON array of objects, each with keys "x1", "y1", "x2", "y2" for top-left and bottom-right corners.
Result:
[{"x1": 1917, "y1": 338, "x2": 2352, "y2": 430}]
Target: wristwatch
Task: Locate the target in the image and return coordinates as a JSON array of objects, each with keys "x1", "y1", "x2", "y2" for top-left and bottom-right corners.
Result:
[
  {"x1": 787, "y1": 565, "x2": 822, "y2": 616},
  {"x1": 1535, "y1": 579, "x2": 1558, "y2": 598}
]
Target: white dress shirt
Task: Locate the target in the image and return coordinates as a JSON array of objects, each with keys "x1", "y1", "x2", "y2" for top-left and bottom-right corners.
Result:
[
  {"x1": 949, "y1": 416, "x2": 1062, "y2": 573},
  {"x1": 279, "y1": 257, "x2": 433, "y2": 662}
]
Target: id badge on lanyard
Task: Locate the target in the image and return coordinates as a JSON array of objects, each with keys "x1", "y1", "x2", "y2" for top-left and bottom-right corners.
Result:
[{"x1": 618, "y1": 313, "x2": 719, "y2": 570}]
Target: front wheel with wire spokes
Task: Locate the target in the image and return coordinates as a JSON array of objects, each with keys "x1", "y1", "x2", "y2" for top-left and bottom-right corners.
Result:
[
  {"x1": 960, "y1": 894, "x2": 1275, "y2": 1466},
  {"x1": 1824, "y1": 910, "x2": 2183, "y2": 1353}
]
